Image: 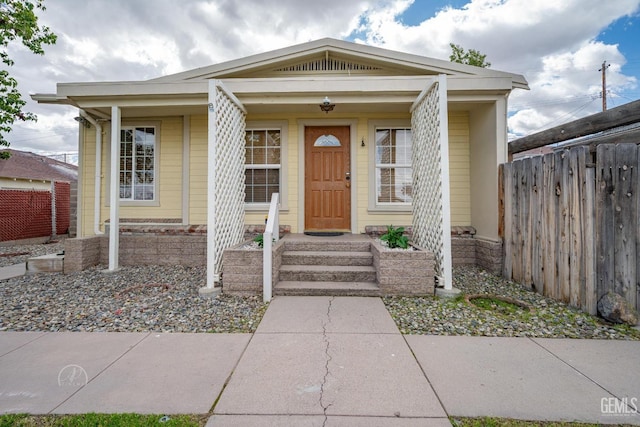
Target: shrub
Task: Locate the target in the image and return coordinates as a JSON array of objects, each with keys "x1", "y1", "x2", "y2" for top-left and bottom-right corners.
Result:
[{"x1": 380, "y1": 225, "x2": 409, "y2": 249}]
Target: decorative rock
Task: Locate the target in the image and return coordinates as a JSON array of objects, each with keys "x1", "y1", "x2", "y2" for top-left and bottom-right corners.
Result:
[{"x1": 597, "y1": 291, "x2": 639, "y2": 326}]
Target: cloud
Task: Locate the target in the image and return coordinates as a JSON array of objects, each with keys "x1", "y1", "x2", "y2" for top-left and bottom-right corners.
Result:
[
  {"x1": 354, "y1": 0, "x2": 640, "y2": 137},
  {"x1": 3, "y1": 0, "x2": 640, "y2": 159}
]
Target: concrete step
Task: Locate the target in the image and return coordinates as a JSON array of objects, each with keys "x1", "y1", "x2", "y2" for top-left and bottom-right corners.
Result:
[
  {"x1": 26, "y1": 253, "x2": 64, "y2": 274},
  {"x1": 278, "y1": 265, "x2": 377, "y2": 282},
  {"x1": 283, "y1": 240, "x2": 371, "y2": 253},
  {"x1": 274, "y1": 280, "x2": 381, "y2": 297},
  {"x1": 282, "y1": 250, "x2": 373, "y2": 266}
]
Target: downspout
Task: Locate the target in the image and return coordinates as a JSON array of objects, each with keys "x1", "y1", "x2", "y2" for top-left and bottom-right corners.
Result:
[{"x1": 79, "y1": 110, "x2": 104, "y2": 235}]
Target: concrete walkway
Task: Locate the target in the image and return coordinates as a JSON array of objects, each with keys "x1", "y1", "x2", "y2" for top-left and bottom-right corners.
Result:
[
  {"x1": 0, "y1": 296, "x2": 639, "y2": 426},
  {"x1": 0, "y1": 263, "x2": 25, "y2": 280}
]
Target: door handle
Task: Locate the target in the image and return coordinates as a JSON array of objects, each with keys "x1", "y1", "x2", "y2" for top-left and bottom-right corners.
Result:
[{"x1": 345, "y1": 172, "x2": 351, "y2": 181}]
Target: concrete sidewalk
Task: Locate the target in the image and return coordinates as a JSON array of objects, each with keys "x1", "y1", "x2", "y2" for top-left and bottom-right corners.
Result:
[{"x1": 0, "y1": 296, "x2": 639, "y2": 426}]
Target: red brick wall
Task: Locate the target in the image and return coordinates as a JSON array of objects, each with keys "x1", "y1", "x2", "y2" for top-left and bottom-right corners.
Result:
[{"x1": 0, "y1": 182, "x2": 71, "y2": 242}]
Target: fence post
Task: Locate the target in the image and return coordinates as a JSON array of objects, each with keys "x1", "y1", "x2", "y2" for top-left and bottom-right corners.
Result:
[{"x1": 51, "y1": 181, "x2": 57, "y2": 238}]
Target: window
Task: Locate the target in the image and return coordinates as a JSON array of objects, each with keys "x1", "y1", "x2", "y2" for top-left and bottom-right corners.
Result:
[
  {"x1": 245, "y1": 129, "x2": 281, "y2": 204},
  {"x1": 375, "y1": 128, "x2": 412, "y2": 205},
  {"x1": 120, "y1": 126, "x2": 156, "y2": 201}
]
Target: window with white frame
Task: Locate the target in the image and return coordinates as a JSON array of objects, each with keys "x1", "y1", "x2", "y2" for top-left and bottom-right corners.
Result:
[
  {"x1": 375, "y1": 128, "x2": 413, "y2": 205},
  {"x1": 120, "y1": 126, "x2": 156, "y2": 201},
  {"x1": 245, "y1": 129, "x2": 281, "y2": 204}
]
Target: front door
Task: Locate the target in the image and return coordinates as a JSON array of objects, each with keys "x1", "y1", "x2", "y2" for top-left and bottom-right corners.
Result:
[{"x1": 304, "y1": 126, "x2": 351, "y2": 231}]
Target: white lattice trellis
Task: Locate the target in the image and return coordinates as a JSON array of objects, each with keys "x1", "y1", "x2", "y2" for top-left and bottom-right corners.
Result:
[
  {"x1": 410, "y1": 75, "x2": 453, "y2": 289},
  {"x1": 206, "y1": 80, "x2": 247, "y2": 288}
]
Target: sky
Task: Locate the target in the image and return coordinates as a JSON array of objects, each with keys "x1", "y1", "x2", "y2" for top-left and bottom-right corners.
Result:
[{"x1": 4, "y1": 0, "x2": 640, "y2": 163}]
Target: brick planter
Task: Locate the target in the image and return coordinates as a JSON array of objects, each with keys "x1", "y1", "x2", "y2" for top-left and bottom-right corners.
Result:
[
  {"x1": 371, "y1": 239, "x2": 435, "y2": 296},
  {"x1": 222, "y1": 239, "x2": 285, "y2": 296}
]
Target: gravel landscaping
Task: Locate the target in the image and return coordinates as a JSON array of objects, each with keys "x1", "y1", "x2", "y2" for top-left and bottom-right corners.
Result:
[
  {"x1": 384, "y1": 266, "x2": 640, "y2": 340},
  {"x1": 1, "y1": 241, "x2": 638, "y2": 338},
  {"x1": 0, "y1": 264, "x2": 266, "y2": 333}
]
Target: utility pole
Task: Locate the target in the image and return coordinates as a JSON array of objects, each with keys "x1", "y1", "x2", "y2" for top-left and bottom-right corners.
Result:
[{"x1": 599, "y1": 60, "x2": 610, "y2": 111}]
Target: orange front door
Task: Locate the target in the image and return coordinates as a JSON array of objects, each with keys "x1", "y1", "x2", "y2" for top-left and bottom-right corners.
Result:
[{"x1": 304, "y1": 126, "x2": 351, "y2": 231}]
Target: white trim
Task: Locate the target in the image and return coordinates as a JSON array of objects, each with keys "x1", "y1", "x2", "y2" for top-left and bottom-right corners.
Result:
[
  {"x1": 244, "y1": 120, "x2": 289, "y2": 211},
  {"x1": 182, "y1": 115, "x2": 190, "y2": 224},
  {"x1": 215, "y1": 81, "x2": 247, "y2": 114},
  {"x1": 206, "y1": 80, "x2": 218, "y2": 288},
  {"x1": 297, "y1": 119, "x2": 358, "y2": 234},
  {"x1": 79, "y1": 110, "x2": 104, "y2": 236},
  {"x1": 76, "y1": 118, "x2": 84, "y2": 237},
  {"x1": 50, "y1": 76, "x2": 522, "y2": 103},
  {"x1": 437, "y1": 74, "x2": 453, "y2": 290},
  {"x1": 108, "y1": 106, "x2": 121, "y2": 271},
  {"x1": 367, "y1": 119, "x2": 413, "y2": 213},
  {"x1": 411, "y1": 78, "x2": 438, "y2": 113}
]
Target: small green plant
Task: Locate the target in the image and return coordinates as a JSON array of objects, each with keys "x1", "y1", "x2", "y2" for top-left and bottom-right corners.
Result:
[
  {"x1": 253, "y1": 233, "x2": 275, "y2": 248},
  {"x1": 380, "y1": 225, "x2": 409, "y2": 249},
  {"x1": 254, "y1": 233, "x2": 265, "y2": 248}
]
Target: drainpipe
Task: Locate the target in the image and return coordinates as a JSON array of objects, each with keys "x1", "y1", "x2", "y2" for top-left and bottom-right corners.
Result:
[{"x1": 79, "y1": 110, "x2": 104, "y2": 235}]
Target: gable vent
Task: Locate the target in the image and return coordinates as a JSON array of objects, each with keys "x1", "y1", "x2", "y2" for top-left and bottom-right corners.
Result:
[{"x1": 275, "y1": 58, "x2": 381, "y2": 73}]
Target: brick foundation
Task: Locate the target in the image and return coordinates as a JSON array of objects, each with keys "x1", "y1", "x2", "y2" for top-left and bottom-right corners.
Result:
[
  {"x1": 64, "y1": 236, "x2": 102, "y2": 273},
  {"x1": 62, "y1": 223, "x2": 294, "y2": 274}
]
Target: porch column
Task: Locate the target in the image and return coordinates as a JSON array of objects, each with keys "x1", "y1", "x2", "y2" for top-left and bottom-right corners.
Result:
[{"x1": 108, "y1": 106, "x2": 121, "y2": 271}]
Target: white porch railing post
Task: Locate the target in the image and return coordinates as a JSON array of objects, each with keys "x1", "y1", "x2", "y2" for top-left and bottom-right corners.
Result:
[{"x1": 263, "y1": 192, "x2": 279, "y2": 302}]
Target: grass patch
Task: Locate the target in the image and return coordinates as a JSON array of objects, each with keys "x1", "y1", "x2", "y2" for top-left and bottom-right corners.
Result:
[
  {"x1": 452, "y1": 417, "x2": 631, "y2": 426},
  {"x1": 0, "y1": 413, "x2": 206, "y2": 427},
  {"x1": 467, "y1": 296, "x2": 528, "y2": 316}
]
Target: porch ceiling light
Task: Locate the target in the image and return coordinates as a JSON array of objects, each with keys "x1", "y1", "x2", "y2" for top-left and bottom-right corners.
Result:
[{"x1": 319, "y1": 96, "x2": 335, "y2": 113}]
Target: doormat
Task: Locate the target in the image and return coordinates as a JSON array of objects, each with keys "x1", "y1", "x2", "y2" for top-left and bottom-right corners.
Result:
[{"x1": 303, "y1": 231, "x2": 344, "y2": 237}]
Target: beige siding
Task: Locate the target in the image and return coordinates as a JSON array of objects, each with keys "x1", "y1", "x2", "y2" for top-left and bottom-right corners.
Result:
[
  {"x1": 80, "y1": 127, "x2": 97, "y2": 237},
  {"x1": 80, "y1": 111, "x2": 471, "y2": 236},
  {"x1": 448, "y1": 112, "x2": 471, "y2": 225},
  {"x1": 81, "y1": 117, "x2": 185, "y2": 236},
  {"x1": 189, "y1": 115, "x2": 208, "y2": 224},
  {"x1": 244, "y1": 114, "x2": 299, "y2": 229}
]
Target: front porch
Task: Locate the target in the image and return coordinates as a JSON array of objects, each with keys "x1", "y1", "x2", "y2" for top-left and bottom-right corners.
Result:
[{"x1": 222, "y1": 233, "x2": 436, "y2": 297}]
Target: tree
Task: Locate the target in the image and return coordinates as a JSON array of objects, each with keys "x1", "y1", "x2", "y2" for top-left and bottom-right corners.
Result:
[
  {"x1": 0, "y1": 0, "x2": 56, "y2": 159},
  {"x1": 449, "y1": 43, "x2": 491, "y2": 68}
]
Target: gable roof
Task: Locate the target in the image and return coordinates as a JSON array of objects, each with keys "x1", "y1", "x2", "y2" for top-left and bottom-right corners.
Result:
[
  {"x1": 0, "y1": 149, "x2": 78, "y2": 182},
  {"x1": 148, "y1": 38, "x2": 528, "y2": 89},
  {"x1": 32, "y1": 37, "x2": 528, "y2": 114}
]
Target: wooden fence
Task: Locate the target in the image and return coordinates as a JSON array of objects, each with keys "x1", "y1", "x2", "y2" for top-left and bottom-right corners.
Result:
[{"x1": 501, "y1": 143, "x2": 639, "y2": 314}]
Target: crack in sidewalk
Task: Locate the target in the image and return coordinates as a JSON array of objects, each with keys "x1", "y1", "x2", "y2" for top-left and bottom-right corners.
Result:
[{"x1": 319, "y1": 296, "x2": 334, "y2": 427}]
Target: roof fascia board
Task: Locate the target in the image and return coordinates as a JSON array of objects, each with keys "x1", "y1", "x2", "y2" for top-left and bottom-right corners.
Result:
[
  {"x1": 223, "y1": 75, "x2": 516, "y2": 93},
  {"x1": 45, "y1": 75, "x2": 517, "y2": 108},
  {"x1": 57, "y1": 81, "x2": 208, "y2": 97}
]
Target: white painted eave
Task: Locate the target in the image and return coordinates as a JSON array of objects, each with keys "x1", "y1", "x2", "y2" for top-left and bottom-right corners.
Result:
[{"x1": 44, "y1": 75, "x2": 517, "y2": 103}]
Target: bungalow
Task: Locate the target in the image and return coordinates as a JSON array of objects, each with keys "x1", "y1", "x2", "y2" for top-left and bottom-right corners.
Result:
[{"x1": 33, "y1": 38, "x2": 528, "y2": 292}]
